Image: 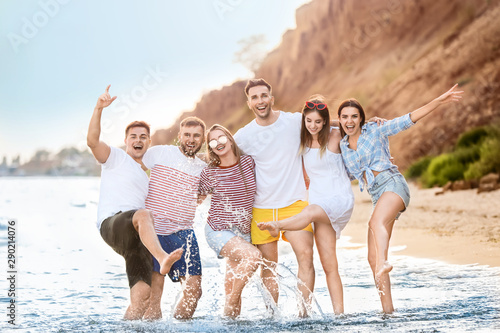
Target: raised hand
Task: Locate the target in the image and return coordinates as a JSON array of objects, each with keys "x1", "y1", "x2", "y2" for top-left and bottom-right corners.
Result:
[
  {"x1": 435, "y1": 84, "x2": 464, "y2": 105},
  {"x1": 410, "y1": 84, "x2": 465, "y2": 123},
  {"x1": 96, "y1": 85, "x2": 117, "y2": 109}
]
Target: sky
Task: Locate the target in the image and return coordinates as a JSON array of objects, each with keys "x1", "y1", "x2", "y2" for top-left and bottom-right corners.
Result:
[{"x1": 0, "y1": 0, "x2": 311, "y2": 163}]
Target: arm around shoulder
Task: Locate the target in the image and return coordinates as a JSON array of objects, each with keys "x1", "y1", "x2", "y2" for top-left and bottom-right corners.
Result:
[{"x1": 327, "y1": 127, "x2": 342, "y2": 153}]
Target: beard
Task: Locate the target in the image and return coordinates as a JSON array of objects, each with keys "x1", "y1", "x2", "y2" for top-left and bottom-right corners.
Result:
[{"x1": 180, "y1": 142, "x2": 201, "y2": 157}]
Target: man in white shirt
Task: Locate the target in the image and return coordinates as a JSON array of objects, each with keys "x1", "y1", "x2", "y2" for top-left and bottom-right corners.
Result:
[
  {"x1": 142, "y1": 117, "x2": 207, "y2": 320},
  {"x1": 234, "y1": 79, "x2": 314, "y2": 312},
  {"x1": 87, "y1": 85, "x2": 182, "y2": 320}
]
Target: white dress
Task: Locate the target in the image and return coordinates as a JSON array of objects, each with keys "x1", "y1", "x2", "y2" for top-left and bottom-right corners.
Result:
[{"x1": 303, "y1": 147, "x2": 354, "y2": 238}]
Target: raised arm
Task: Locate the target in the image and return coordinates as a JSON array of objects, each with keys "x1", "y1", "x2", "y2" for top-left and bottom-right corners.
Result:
[
  {"x1": 410, "y1": 84, "x2": 463, "y2": 123},
  {"x1": 87, "y1": 85, "x2": 117, "y2": 163}
]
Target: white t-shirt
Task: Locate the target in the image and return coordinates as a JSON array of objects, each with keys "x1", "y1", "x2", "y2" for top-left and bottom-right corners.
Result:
[
  {"x1": 234, "y1": 111, "x2": 306, "y2": 209},
  {"x1": 143, "y1": 145, "x2": 206, "y2": 235},
  {"x1": 96, "y1": 146, "x2": 149, "y2": 230}
]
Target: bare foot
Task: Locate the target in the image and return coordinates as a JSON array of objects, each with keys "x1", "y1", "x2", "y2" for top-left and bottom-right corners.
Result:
[
  {"x1": 159, "y1": 248, "x2": 183, "y2": 276},
  {"x1": 375, "y1": 261, "x2": 393, "y2": 279},
  {"x1": 257, "y1": 221, "x2": 280, "y2": 237}
]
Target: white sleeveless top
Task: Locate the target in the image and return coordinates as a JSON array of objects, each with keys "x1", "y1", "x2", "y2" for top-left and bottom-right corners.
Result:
[{"x1": 302, "y1": 147, "x2": 354, "y2": 237}]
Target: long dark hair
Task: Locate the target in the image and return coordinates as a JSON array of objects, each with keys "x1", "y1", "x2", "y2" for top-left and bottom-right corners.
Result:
[
  {"x1": 337, "y1": 98, "x2": 366, "y2": 138},
  {"x1": 299, "y1": 94, "x2": 330, "y2": 157}
]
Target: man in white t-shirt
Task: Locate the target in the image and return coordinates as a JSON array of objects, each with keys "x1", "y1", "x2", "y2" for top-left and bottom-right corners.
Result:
[
  {"x1": 234, "y1": 79, "x2": 314, "y2": 312},
  {"x1": 87, "y1": 85, "x2": 182, "y2": 320},
  {"x1": 142, "y1": 117, "x2": 207, "y2": 320}
]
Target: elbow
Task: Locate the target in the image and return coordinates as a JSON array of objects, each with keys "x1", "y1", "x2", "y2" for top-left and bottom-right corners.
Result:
[{"x1": 87, "y1": 137, "x2": 97, "y2": 149}]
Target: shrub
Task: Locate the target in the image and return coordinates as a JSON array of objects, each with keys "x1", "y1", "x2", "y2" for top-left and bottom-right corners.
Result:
[
  {"x1": 405, "y1": 156, "x2": 432, "y2": 179},
  {"x1": 410, "y1": 124, "x2": 499, "y2": 187},
  {"x1": 455, "y1": 127, "x2": 488, "y2": 148},
  {"x1": 422, "y1": 153, "x2": 458, "y2": 187},
  {"x1": 464, "y1": 136, "x2": 500, "y2": 179}
]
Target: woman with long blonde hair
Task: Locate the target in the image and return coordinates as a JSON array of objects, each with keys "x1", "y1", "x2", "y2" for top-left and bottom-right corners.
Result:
[{"x1": 199, "y1": 124, "x2": 262, "y2": 318}]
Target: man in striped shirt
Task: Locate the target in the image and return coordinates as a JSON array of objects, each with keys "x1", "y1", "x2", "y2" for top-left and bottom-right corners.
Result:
[{"x1": 142, "y1": 117, "x2": 207, "y2": 320}]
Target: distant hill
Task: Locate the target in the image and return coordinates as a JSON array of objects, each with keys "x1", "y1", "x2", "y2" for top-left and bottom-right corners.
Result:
[{"x1": 152, "y1": 0, "x2": 500, "y2": 170}]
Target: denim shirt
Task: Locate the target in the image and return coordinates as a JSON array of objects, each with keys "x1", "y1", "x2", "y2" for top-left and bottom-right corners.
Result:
[{"x1": 340, "y1": 113, "x2": 415, "y2": 192}]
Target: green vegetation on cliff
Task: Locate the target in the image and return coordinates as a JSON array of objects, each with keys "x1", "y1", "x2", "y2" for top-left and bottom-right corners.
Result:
[{"x1": 406, "y1": 125, "x2": 500, "y2": 187}]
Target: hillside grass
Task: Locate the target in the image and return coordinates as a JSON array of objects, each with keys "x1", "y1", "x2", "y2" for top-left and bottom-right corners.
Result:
[{"x1": 405, "y1": 124, "x2": 500, "y2": 187}]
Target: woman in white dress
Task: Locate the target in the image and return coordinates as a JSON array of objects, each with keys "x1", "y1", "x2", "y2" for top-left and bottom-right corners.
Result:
[{"x1": 258, "y1": 95, "x2": 354, "y2": 314}]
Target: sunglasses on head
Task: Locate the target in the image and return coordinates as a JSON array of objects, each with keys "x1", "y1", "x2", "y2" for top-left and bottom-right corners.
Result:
[
  {"x1": 208, "y1": 135, "x2": 228, "y2": 149},
  {"x1": 305, "y1": 101, "x2": 327, "y2": 111}
]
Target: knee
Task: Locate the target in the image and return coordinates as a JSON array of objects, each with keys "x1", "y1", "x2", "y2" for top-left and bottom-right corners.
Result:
[
  {"x1": 321, "y1": 260, "x2": 339, "y2": 275},
  {"x1": 185, "y1": 284, "x2": 202, "y2": 301},
  {"x1": 250, "y1": 247, "x2": 263, "y2": 263},
  {"x1": 247, "y1": 248, "x2": 263, "y2": 271},
  {"x1": 367, "y1": 254, "x2": 376, "y2": 271},
  {"x1": 191, "y1": 287, "x2": 202, "y2": 301},
  {"x1": 141, "y1": 292, "x2": 151, "y2": 305},
  {"x1": 368, "y1": 218, "x2": 380, "y2": 231},
  {"x1": 296, "y1": 248, "x2": 314, "y2": 270},
  {"x1": 131, "y1": 286, "x2": 151, "y2": 307},
  {"x1": 134, "y1": 209, "x2": 154, "y2": 228}
]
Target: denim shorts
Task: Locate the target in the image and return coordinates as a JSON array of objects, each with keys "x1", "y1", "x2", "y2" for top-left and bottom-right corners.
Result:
[
  {"x1": 367, "y1": 170, "x2": 410, "y2": 219},
  {"x1": 153, "y1": 229, "x2": 202, "y2": 282},
  {"x1": 204, "y1": 223, "x2": 251, "y2": 259}
]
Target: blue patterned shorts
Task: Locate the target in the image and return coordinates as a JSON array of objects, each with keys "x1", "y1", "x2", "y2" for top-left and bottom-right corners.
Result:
[{"x1": 367, "y1": 170, "x2": 410, "y2": 219}]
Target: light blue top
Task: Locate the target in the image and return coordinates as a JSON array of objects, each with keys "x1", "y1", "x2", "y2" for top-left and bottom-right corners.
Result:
[{"x1": 340, "y1": 113, "x2": 415, "y2": 192}]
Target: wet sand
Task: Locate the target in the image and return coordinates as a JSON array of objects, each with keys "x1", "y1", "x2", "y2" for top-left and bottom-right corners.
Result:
[{"x1": 342, "y1": 183, "x2": 500, "y2": 267}]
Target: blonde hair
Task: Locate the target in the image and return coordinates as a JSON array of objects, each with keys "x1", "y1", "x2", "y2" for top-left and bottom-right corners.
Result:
[{"x1": 206, "y1": 124, "x2": 249, "y2": 193}]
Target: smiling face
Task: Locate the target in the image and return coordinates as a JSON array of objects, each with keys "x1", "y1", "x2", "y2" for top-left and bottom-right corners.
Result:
[
  {"x1": 125, "y1": 126, "x2": 151, "y2": 160},
  {"x1": 178, "y1": 125, "x2": 204, "y2": 157},
  {"x1": 208, "y1": 129, "x2": 233, "y2": 158},
  {"x1": 246, "y1": 85, "x2": 274, "y2": 120},
  {"x1": 339, "y1": 106, "x2": 362, "y2": 137},
  {"x1": 304, "y1": 111, "x2": 326, "y2": 138}
]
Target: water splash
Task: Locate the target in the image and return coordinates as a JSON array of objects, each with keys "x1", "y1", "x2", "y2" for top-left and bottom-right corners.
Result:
[{"x1": 1, "y1": 177, "x2": 500, "y2": 332}]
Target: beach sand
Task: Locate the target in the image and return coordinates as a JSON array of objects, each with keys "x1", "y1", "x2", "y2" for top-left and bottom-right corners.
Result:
[{"x1": 342, "y1": 183, "x2": 500, "y2": 267}]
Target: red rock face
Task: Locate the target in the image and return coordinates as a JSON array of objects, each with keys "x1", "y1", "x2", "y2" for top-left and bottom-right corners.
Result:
[{"x1": 154, "y1": 0, "x2": 500, "y2": 171}]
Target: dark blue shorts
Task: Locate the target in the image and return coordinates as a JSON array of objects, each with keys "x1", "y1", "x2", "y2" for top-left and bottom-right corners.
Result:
[{"x1": 153, "y1": 229, "x2": 202, "y2": 282}]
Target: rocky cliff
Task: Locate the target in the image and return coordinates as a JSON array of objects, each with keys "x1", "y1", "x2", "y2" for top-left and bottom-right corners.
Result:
[{"x1": 153, "y1": 0, "x2": 500, "y2": 170}]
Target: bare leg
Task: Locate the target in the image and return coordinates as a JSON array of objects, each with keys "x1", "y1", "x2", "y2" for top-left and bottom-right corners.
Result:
[
  {"x1": 258, "y1": 205, "x2": 328, "y2": 237},
  {"x1": 124, "y1": 281, "x2": 151, "y2": 320},
  {"x1": 220, "y1": 237, "x2": 262, "y2": 318},
  {"x1": 368, "y1": 223, "x2": 394, "y2": 313},
  {"x1": 143, "y1": 272, "x2": 165, "y2": 320},
  {"x1": 257, "y1": 241, "x2": 279, "y2": 304},
  {"x1": 132, "y1": 209, "x2": 183, "y2": 275},
  {"x1": 314, "y1": 221, "x2": 344, "y2": 315},
  {"x1": 225, "y1": 260, "x2": 239, "y2": 316},
  {"x1": 367, "y1": 191, "x2": 401, "y2": 314},
  {"x1": 174, "y1": 275, "x2": 202, "y2": 319},
  {"x1": 284, "y1": 230, "x2": 315, "y2": 317},
  {"x1": 369, "y1": 192, "x2": 404, "y2": 279}
]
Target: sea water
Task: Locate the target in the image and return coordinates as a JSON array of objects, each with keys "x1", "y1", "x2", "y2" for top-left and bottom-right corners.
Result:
[{"x1": 0, "y1": 177, "x2": 499, "y2": 332}]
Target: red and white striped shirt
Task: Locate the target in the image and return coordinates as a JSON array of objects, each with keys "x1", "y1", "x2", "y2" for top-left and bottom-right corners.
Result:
[
  {"x1": 199, "y1": 155, "x2": 256, "y2": 234},
  {"x1": 144, "y1": 145, "x2": 206, "y2": 235}
]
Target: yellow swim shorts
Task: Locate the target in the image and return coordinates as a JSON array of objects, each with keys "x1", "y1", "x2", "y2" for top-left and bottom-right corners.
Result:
[{"x1": 251, "y1": 200, "x2": 313, "y2": 245}]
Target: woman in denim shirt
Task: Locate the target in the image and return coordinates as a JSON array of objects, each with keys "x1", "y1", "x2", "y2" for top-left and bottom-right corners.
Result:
[{"x1": 338, "y1": 84, "x2": 463, "y2": 313}]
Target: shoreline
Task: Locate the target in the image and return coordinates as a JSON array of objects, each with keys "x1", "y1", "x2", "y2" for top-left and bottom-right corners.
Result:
[{"x1": 341, "y1": 183, "x2": 500, "y2": 267}]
